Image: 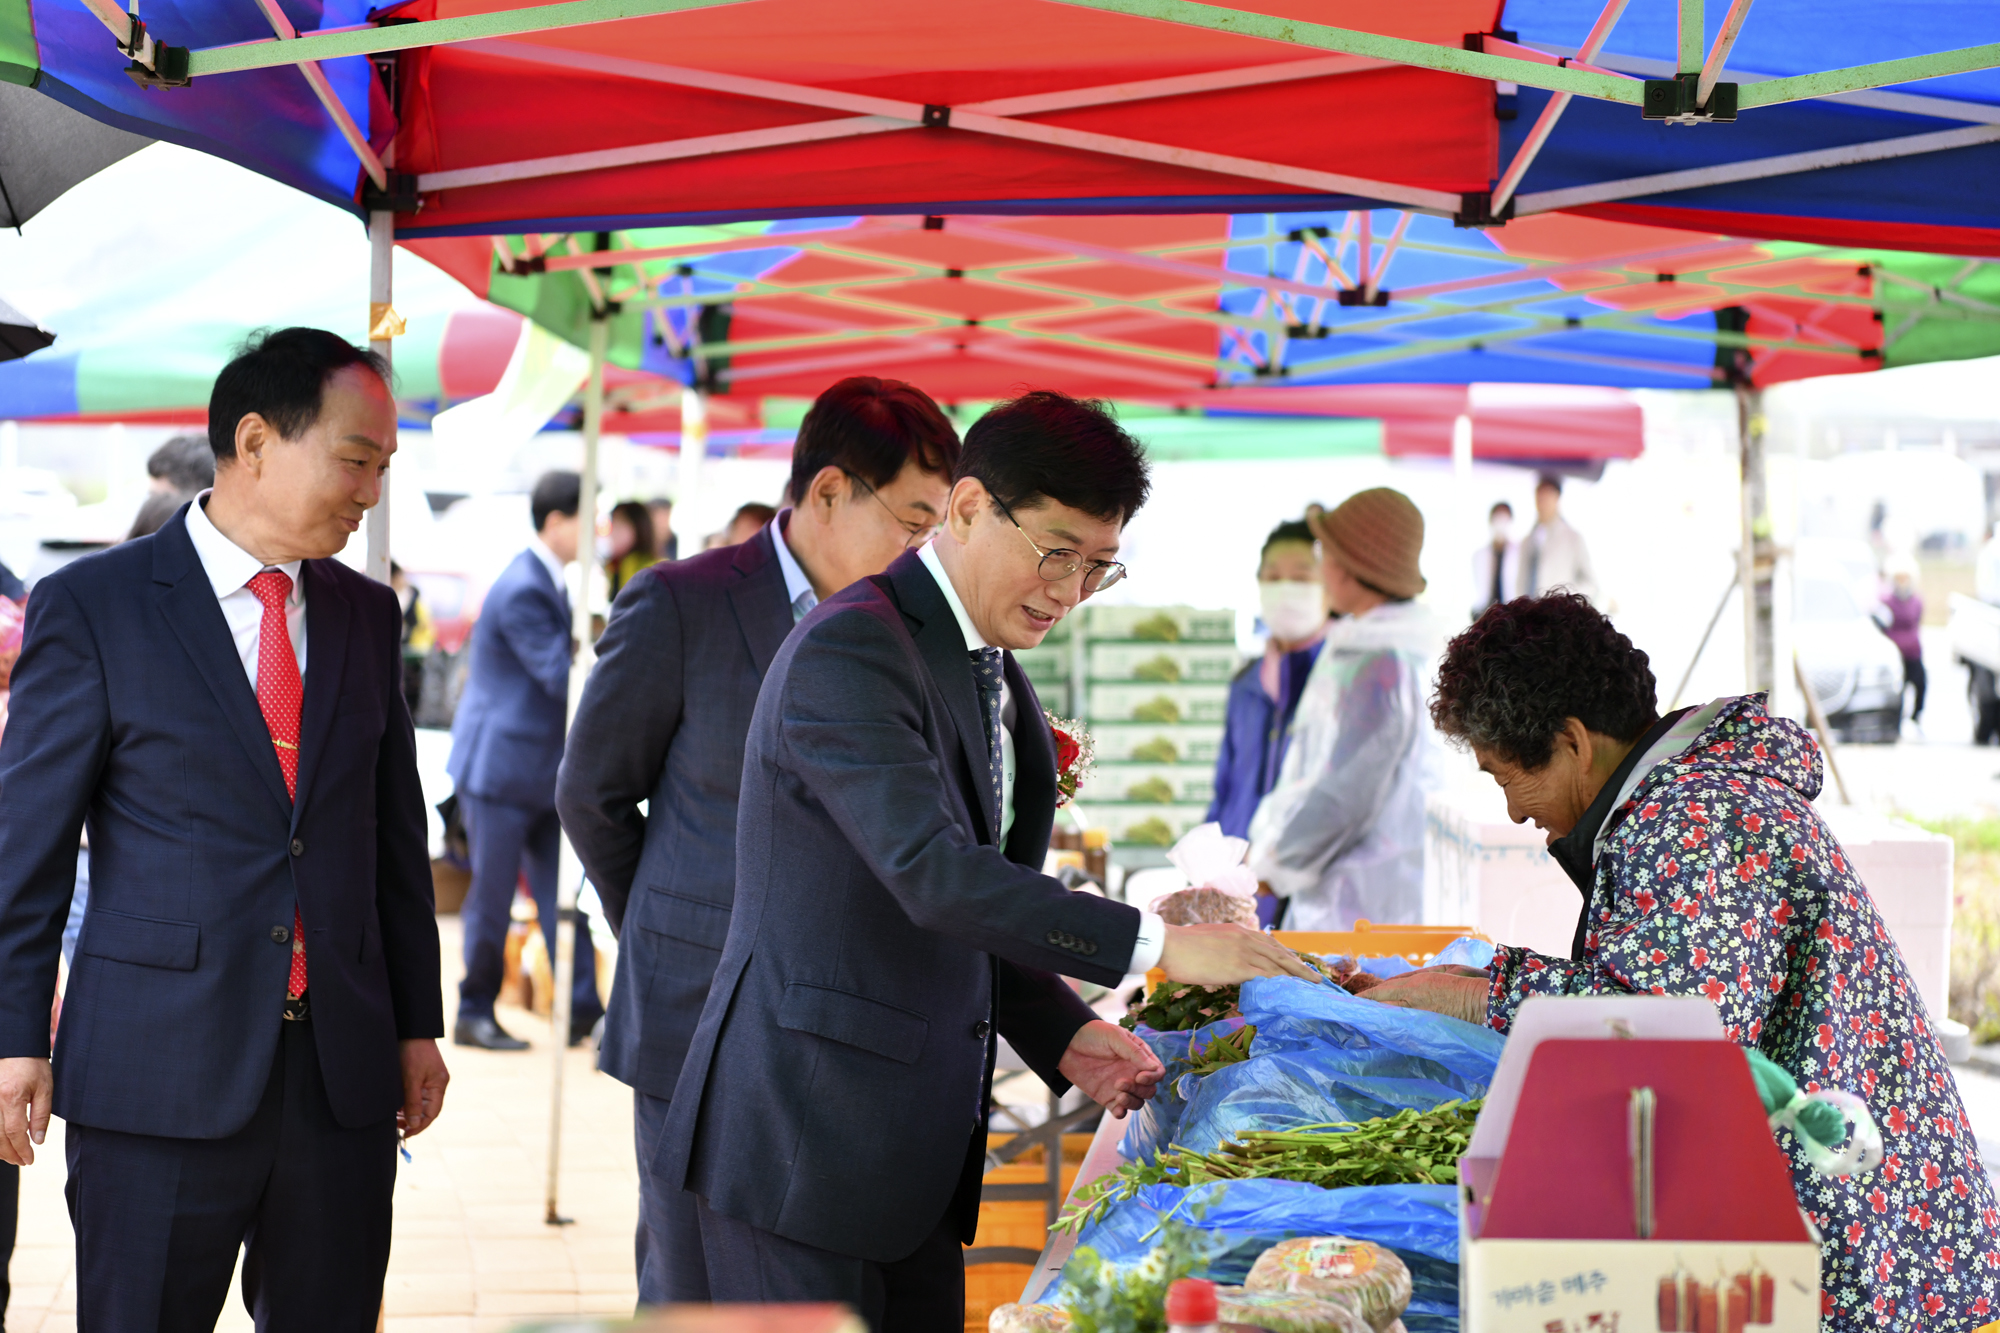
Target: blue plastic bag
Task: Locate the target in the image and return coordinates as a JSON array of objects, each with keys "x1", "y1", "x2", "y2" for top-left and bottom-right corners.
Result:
[
  {"x1": 1118, "y1": 1016, "x2": 1246, "y2": 1163},
  {"x1": 1430, "y1": 936, "x2": 1498, "y2": 970},
  {"x1": 1170, "y1": 978, "x2": 1503, "y2": 1154},
  {"x1": 1052, "y1": 1180, "x2": 1462, "y2": 1330}
]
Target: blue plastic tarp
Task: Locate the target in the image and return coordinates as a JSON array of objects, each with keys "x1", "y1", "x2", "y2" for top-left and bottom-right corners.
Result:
[{"x1": 1055, "y1": 1180, "x2": 1463, "y2": 1331}]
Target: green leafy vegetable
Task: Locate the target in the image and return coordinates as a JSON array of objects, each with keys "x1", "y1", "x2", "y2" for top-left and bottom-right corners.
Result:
[
  {"x1": 1182, "y1": 1023, "x2": 1255, "y2": 1077},
  {"x1": 1059, "y1": 1219, "x2": 1215, "y2": 1333},
  {"x1": 1053, "y1": 1100, "x2": 1484, "y2": 1235}
]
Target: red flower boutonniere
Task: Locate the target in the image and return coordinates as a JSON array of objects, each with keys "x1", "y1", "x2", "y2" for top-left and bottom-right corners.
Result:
[{"x1": 1046, "y1": 710, "x2": 1095, "y2": 808}]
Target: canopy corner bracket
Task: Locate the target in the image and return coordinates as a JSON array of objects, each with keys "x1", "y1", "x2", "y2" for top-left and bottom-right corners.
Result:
[
  {"x1": 1454, "y1": 190, "x2": 1517, "y2": 229},
  {"x1": 362, "y1": 172, "x2": 421, "y2": 213},
  {"x1": 106, "y1": 7, "x2": 191, "y2": 88},
  {"x1": 1643, "y1": 71, "x2": 1739, "y2": 123}
]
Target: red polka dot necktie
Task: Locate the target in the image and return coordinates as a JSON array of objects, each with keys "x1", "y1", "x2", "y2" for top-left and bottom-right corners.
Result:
[{"x1": 248, "y1": 569, "x2": 307, "y2": 999}]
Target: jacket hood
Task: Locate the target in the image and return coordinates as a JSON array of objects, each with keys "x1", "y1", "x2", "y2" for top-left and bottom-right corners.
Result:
[{"x1": 1638, "y1": 693, "x2": 1825, "y2": 805}]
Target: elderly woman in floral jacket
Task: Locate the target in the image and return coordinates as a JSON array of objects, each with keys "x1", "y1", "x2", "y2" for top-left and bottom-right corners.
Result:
[{"x1": 1371, "y1": 593, "x2": 1997, "y2": 1330}]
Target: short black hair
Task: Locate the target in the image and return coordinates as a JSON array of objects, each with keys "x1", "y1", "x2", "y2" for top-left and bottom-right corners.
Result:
[
  {"x1": 732, "y1": 502, "x2": 778, "y2": 529},
  {"x1": 1489, "y1": 501, "x2": 1512, "y2": 519},
  {"x1": 125, "y1": 490, "x2": 182, "y2": 542},
  {"x1": 531, "y1": 471, "x2": 582, "y2": 533},
  {"x1": 789, "y1": 377, "x2": 960, "y2": 507},
  {"x1": 147, "y1": 435, "x2": 215, "y2": 492},
  {"x1": 1535, "y1": 474, "x2": 1563, "y2": 495},
  {"x1": 958, "y1": 390, "x2": 1151, "y2": 525},
  {"x1": 1431, "y1": 593, "x2": 1658, "y2": 769},
  {"x1": 208, "y1": 327, "x2": 390, "y2": 464},
  {"x1": 1260, "y1": 518, "x2": 1314, "y2": 560}
]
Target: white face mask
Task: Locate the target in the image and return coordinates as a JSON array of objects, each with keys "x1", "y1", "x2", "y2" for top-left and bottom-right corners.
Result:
[
  {"x1": 1491, "y1": 517, "x2": 1512, "y2": 544},
  {"x1": 1259, "y1": 580, "x2": 1325, "y2": 641}
]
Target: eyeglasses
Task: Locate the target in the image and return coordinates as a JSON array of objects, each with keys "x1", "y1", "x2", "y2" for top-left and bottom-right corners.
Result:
[
  {"x1": 843, "y1": 471, "x2": 944, "y2": 548},
  {"x1": 992, "y1": 495, "x2": 1128, "y2": 595}
]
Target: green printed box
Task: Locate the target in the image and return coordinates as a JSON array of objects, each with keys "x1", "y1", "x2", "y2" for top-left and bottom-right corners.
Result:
[
  {"x1": 1083, "y1": 605, "x2": 1236, "y2": 643},
  {"x1": 1089, "y1": 724, "x2": 1226, "y2": 765},
  {"x1": 1087, "y1": 682, "x2": 1231, "y2": 725}
]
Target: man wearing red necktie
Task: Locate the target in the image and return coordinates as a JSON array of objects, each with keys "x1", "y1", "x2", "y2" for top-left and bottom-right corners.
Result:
[{"x1": 0, "y1": 328, "x2": 447, "y2": 1331}]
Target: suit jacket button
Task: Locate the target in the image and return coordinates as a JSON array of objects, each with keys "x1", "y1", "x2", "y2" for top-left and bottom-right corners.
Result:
[
  {"x1": 290, "y1": 839, "x2": 305, "y2": 857},
  {"x1": 271, "y1": 925, "x2": 290, "y2": 944},
  {"x1": 973, "y1": 1020, "x2": 992, "y2": 1040},
  {"x1": 1045, "y1": 929, "x2": 1063, "y2": 946}
]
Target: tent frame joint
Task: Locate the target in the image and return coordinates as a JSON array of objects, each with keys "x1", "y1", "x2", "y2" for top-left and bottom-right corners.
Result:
[
  {"x1": 360, "y1": 171, "x2": 421, "y2": 213},
  {"x1": 120, "y1": 16, "x2": 191, "y2": 88},
  {"x1": 1643, "y1": 71, "x2": 1739, "y2": 123},
  {"x1": 1453, "y1": 190, "x2": 1516, "y2": 229}
]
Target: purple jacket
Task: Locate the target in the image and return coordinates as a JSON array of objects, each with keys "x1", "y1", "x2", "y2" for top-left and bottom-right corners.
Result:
[{"x1": 1881, "y1": 589, "x2": 1923, "y2": 660}]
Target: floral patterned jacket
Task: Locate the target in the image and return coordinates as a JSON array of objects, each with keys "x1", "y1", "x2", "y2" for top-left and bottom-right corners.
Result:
[{"x1": 1486, "y1": 694, "x2": 1998, "y2": 1329}]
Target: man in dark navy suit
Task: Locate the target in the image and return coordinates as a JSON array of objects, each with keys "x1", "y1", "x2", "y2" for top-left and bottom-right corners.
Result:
[
  {"x1": 0, "y1": 327, "x2": 448, "y2": 1332},
  {"x1": 660, "y1": 392, "x2": 1316, "y2": 1328},
  {"x1": 448, "y1": 471, "x2": 602, "y2": 1049},
  {"x1": 558, "y1": 377, "x2": 959, "y2": 1305}
]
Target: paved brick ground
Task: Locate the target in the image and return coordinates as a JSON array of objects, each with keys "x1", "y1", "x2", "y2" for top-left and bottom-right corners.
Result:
[{"x1": 5, "y1": 916, "x2": 643, "y2": 1333}]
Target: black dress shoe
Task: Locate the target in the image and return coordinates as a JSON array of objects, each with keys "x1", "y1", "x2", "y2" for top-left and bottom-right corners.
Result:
[{"x1": 454, "y1": 1015, "x2": 529, "y2": 1050}]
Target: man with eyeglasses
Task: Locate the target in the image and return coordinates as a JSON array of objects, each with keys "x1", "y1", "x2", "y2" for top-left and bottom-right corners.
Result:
[
  {"x1": 655, "y1": 390, "x2": 1317, "y2": 1327},
  {"x1": 556, "y1": 375, "x2": 958, "y2": 1307}
]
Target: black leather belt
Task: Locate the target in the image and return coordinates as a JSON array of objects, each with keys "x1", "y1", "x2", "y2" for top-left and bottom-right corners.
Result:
[{"x1": 283, "y1": 991, "x2": 311, "y2": 1022}]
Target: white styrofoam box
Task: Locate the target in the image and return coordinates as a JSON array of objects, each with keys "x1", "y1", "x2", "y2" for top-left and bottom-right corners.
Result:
[
  {"x1": 1818, "y1": 805, "x2": 1953, "y2": 1020},
  {"x1": 1425, "y1": 784, "x2": 1581, "y2": 957},
  {"x1": 1091, "y1": 723, "x2": 1226, "y2": 765},
  {"x1": 1072, "y1": 802, "x2": 1213, "y2": 848},
  {"x1": 1086, "y1": 642, "x2": 1242, "y2": 684},
  {"x1": 1082, "y1": 604, "x2": 1236, "y2": 643},
  {"x1": 1423, "y1": 784, "x2": 1955, "y2": 1018},
  {"x1": 1074, "y1": 762, "x2": 1216, "y2": 806},
  {"x1": 1086, "y1": 682, "x2": 1231, "y2": 725}
]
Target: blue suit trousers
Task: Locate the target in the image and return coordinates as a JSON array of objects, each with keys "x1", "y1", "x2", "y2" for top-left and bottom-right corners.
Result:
[{"x1": 457, "y1": 794, "x2": 601, "y2": 1024}]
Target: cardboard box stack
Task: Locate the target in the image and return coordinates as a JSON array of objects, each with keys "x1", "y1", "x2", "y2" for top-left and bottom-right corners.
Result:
[{"x1": 1069, "y1": 605, "x2": 1239, "y2": 848}]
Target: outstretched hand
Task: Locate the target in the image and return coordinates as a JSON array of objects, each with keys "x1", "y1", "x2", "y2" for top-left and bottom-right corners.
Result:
[
  {"x1": 1158, "y1": 922, "x2": 1322, "y2": 987},
  {"x1": 1362, "y1": 966, "x2": 1492, "y2": 1025},
  {"x1": 1057, "y1": 1020, "x2": 1165, "y2": 1120},
  {"x1": 398, "y1": 1039, "x2": 451, "y2": 1139},
  {"x1": 0, "y1": 1056, "x2": 52, "y2": 1167}
]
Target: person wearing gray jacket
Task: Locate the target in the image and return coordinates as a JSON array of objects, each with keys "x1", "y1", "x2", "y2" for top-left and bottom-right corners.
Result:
[{"x1": 556, "y1": 377, "x2": 960, "y2": 1306}]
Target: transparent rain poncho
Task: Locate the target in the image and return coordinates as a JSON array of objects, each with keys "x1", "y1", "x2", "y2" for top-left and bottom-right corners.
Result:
[{"x1": 1247, "y1": 600, "x2": 1443, "y2": 931}]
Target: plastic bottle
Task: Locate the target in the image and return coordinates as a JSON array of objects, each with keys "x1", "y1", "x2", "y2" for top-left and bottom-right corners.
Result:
[{"x1": 1166, "y1": 1277, "x2": 1220, "y2": 1333}]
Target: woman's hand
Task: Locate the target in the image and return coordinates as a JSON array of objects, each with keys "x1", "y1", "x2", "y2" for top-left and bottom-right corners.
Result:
[{"x1": 1361, "y1": 966, "x2": 1492, "y2": 1025}]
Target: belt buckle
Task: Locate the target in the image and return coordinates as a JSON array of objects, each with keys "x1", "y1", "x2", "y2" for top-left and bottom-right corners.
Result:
[{"x1": 283, "y1": 992, "x2": 310, "y2": 1022}]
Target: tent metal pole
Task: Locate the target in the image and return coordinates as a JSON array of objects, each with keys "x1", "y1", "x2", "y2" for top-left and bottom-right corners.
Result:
[
  {"x1": 547, "y1": 312, "x2": 609, "y2": 1228},
  {"x1": 250, "y1": 0, "x2": 388, "y2": 189},
  {"x1": 1490, "y1": 0, "x2": 1630, "y2": 213},
  {"x1": 366, "y1": 210, "x2": 393, "y2": 586},
  {"x1": 679, "y1": 387, "x2": 708, "y2": 537},
  {"x1": 1738, "y1": 43, "x2": 2000, "y2": 108},
  {"x1": 1678, "y1": 0, "x2": 1704, "y2": 75},
  {"x1": 1737, "y1": 382, "x2": 1774, "y2": 697},
  {"x1": 1697, "y1": 0, "x2": 1757, "y2": 107},
  {"x1": 1514, "y1": 123, "x2": 2000, "y2": 213}
]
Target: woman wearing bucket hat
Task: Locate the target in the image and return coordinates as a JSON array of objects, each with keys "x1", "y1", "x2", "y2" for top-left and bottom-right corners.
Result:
[{"x1": 1246, "y1": 488, "x2": 1443, "y2": 930}]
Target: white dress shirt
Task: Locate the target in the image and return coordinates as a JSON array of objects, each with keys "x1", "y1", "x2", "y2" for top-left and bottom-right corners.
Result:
[
  {"x1": 771, "y1": 511, "x2": 818, "y2": 623},
  {"x1": 917, "y1": 540, "x2": 1166, "y2": 974},
  {"x1": 528, "y1": 534, "x2": 570, "y2": 607},
  {"x1": 184, "y1": 491, "x2": 306, "y2": 687}
]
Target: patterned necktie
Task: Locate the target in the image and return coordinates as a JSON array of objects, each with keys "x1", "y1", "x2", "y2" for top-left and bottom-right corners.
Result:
[
  {"x1": 248, "y1": 570, "x2": 308, "y2": 999},
  {"x1": 969, "y1": 647, "x2": 1005, "y2": 840}
]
